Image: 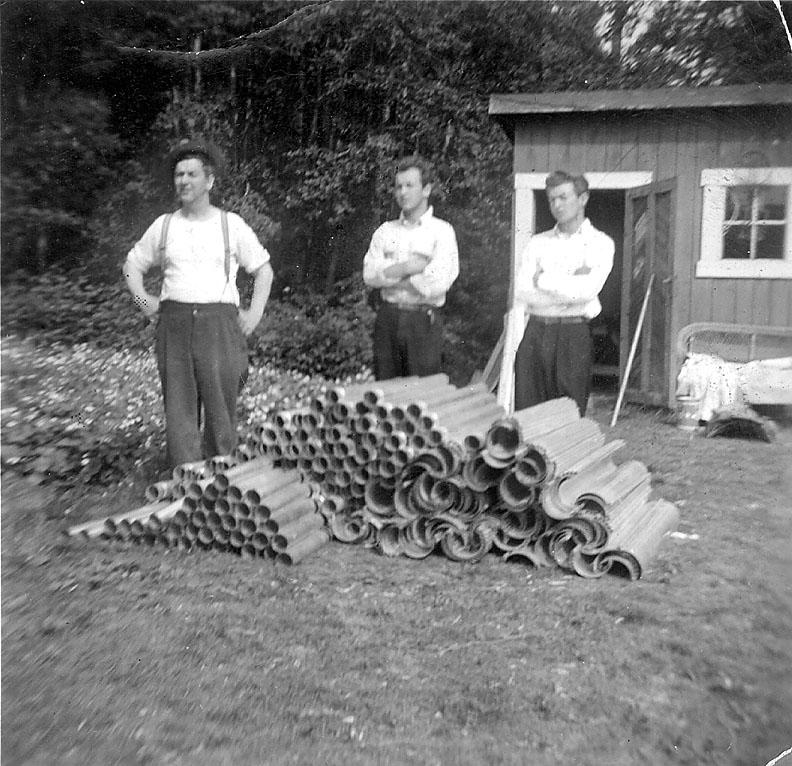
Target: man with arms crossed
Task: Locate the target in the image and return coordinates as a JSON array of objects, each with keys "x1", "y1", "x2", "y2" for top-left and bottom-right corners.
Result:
[
  {"x1": 124, "y1": 139, "x2": 274, "y2": 467},
  {"x1": 513, "y1": 171, "x2": 614, "y2": 416},
  {"x1": 363, "y1": 156, "x2": 459, "y2": 379}
]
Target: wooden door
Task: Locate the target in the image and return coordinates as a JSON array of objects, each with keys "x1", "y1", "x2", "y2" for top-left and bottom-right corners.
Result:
[{"x1": 621, "y1": 180, "x2": 675, "y2": 406}]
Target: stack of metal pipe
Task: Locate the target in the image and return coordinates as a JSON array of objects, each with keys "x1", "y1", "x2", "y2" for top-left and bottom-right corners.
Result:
[
  {"x1": 69, "y1": 373, "x2": 678, "y2": 577},
  {"x1": 247, "y1": 374, "x2": 678, "y2": 579},
  {"x1": 66, "y1": 456, "x2": 330, "y2": 565}
]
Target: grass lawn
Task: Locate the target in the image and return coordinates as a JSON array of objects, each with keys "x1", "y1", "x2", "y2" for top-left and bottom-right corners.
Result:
[{"x1": 2, "y1": 340, "x2": 791, "y2": 765}]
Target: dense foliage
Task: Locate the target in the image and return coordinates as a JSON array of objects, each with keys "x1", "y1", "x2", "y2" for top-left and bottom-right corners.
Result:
[
  {"x1": 0, "y1": 271, "x2": 376, "y2": 376},
  {"x1": 1, "y1": 272, "x2": 154, "y2": 349},
  {"x1": 253, "y1": 275, "x2": 375, "y2": 379},
  {"x1": 0, "y1": 91, "x2": 121, "y2": 274}
]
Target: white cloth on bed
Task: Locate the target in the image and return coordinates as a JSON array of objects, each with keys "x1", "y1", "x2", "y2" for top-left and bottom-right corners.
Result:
[
  {"x1": 737, "y1": 356, "x2": 792, "y2": 405},
  {"x1": 676, "y1": 353, "x2": 744, "y2": 421},
  {"x1": 677, "y1": 353, "x2": 792, "y2": 419}
]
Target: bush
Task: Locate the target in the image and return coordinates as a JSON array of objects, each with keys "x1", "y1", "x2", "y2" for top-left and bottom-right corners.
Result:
[
  {"x1": 1, "y1": 269, "x2": 375, "y2": 378},
  {"x1": 251, "y1": 274, "x2": 375, "y2": 380},
  {"x1": 1, "y1": 271, "x2": 155, "y2": 351},
  {"x1": 442, "y1": 315, "x2": 492, "y2": 388}
]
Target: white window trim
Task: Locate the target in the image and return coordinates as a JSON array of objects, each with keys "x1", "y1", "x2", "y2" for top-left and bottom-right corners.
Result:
[
  {"x1": 514, "y1": 171, "x2": 653, "y2": 191},
  {"x1": 697, "y1": 167, "x2": 792, "y2": 279}
]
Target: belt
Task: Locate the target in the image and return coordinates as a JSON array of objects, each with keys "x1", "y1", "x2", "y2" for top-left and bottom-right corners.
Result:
[
  {"x1": 160, "y1": 300, "x2": 237, "y2": 315},
  {"x1": 386, "y1": 302, "x2": 439, "y2": 313},
  {"x1": 530, "y1": 315, "x2": 587, "y2": 325}
]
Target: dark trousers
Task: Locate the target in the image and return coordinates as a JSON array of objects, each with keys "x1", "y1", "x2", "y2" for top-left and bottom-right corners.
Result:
[
  {"x1": 514, "y1": 319, "x2": 592, "y2": 416},
  {"x1": 373, "y1": 301, "x2": 443, "y2": 380},
  {"x1": 155, "y1": 301, "x2": 248, "y2": 467}
]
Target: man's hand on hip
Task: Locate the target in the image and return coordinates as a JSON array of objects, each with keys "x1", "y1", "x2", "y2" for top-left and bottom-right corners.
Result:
[
  {"x1": 237, "y1": 307, "x2": 262, "y2": 336},
  {"x1": 134, "y1": 294, "x2": 160, "y2": 318}
]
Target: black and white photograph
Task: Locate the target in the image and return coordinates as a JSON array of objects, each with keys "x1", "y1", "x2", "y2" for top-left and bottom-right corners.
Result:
[{"x1": 2, "y1": 1, "x2": 791, "y2": 763}]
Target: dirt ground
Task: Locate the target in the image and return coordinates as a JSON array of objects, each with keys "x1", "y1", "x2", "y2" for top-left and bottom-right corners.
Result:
[{"x1": 2, "y1": 396, "x2": 792, "y2": 766}]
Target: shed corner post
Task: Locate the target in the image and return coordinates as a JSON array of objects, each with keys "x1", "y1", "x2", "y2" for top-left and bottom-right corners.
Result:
[{"x1": 497, "y1": 175, "x2": 537, "y2": 412}]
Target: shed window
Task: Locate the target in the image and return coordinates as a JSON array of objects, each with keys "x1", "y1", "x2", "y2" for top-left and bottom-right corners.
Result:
[{"x1": 697, "y1": 168, "x2": 792, "y2": 279}]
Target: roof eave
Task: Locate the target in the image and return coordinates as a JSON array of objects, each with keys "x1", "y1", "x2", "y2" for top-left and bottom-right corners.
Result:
[{"x1": 488, "y1": 83, "x2": 792, "y2": 117}]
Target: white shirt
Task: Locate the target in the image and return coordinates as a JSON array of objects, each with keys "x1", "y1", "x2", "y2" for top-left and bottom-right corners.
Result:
[
  {"x1": 363, "y1": 206, "x2": 459, "y2": 307},
  {"x1": 125, "y1": 209, "x2": 270, "y2": 305},
  {"x1": 514, "y1": 218, "x2": 614, "y2": 319}
]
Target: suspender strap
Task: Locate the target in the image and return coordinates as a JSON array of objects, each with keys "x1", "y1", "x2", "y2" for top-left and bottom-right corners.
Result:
[
  {"x1": 220, "y1": 210, "x2": 230, "y2": 283},
  {"x1": 159, "y1": 210, "x2": 231, "y2": 283},
  {"x1": 158, "y1": 213, "x2": 173, "y2": 262}
]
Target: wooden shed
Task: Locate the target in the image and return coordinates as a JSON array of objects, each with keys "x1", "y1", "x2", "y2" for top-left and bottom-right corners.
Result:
[{"x1": 489, "y1": 83, "x2": 792, "y2": 409}]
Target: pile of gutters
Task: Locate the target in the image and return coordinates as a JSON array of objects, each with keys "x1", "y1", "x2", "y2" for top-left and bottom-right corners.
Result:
[
  {"x1": 66, "y1": 455, "x2": 329, "y2": 565},
  {"x1": 252, "y1": 374, "x2": 679, "y2": 579},
  {"x1": 68, "y1": 373, "x2": 679, "y2": 577}
]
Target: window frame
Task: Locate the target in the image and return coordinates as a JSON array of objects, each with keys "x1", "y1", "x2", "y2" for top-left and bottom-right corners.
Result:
[{"x1": 697, "y1": 167, "x2": 792, "y2": 279}]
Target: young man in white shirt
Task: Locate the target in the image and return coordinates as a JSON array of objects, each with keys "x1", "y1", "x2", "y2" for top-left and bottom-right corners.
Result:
[
  {"x1": 513, "y1": 171, "x2": 614, "y2": 415},
  {"x1": 124, "y1": 139, "x2": 274, "y2": 467},
  {"x1": 363, "y1": 156, "x2": 459, "y2": 379}
]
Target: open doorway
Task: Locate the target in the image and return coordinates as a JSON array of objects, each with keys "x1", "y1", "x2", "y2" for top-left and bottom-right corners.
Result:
[{"x1": 534, "y1": 189, "x2": 625, "y2": 392}]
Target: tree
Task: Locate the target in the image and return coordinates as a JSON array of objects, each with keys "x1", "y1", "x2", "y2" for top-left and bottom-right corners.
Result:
[
  {"x1": 616, "y1": 1, "x2": 792, "y2": 87},
  {"x1": 0, "y1": 91, "x2": 119, "y2": 274}
]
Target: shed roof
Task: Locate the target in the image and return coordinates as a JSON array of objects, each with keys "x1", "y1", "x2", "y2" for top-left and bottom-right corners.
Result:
[{"x1": 489, "y1": 82, "x2": 792, "y2": 116}]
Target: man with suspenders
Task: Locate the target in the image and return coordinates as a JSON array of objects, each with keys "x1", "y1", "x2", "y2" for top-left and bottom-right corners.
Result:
[{"x1": 124, "y1": 139, "x2": 274, "y2": 467}]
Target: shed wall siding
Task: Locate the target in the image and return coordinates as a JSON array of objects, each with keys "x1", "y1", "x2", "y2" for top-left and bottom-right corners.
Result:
[{"x1": 512, "y1": 107, "x2": 792, "y2": 335}]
